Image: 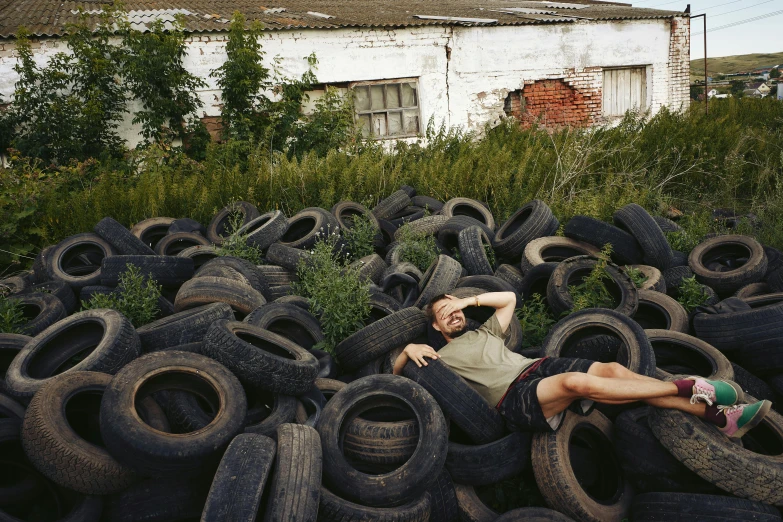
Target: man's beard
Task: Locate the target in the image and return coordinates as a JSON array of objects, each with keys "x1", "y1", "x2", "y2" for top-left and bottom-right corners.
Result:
[{"x1": 447, "y1": 324, "x2": 468, "y2": 338}]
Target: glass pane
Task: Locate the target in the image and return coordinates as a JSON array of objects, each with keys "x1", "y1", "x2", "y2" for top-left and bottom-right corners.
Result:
[
  {"x1": 386, "y1": 84, "x2": 401, "y2": 109},
  {"x1": 358, "y1": 114, "x2": 371, "y2": 137},
  {"x1": 401, "y1": 83, "x2": 417, "y2": 107},
  {"x1": 370, "y1": 85, "x2": 385, "y2": 110},
  {"x1": 355, "y1": 87, "x2": 370, "y2": 112},
  {"x1": 403, "y1": 110, "x2": 419, "y2": 134},
  {"x1": 372, "y1": 113, "x2": 387, "y2": 136},
  {"x1": 388, "y1": 112, "x2": 403, "y2": 135}
]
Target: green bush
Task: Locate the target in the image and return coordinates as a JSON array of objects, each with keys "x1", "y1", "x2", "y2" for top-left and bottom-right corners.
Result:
[
  {"x1": 515, "y1": 293, "x2": 555, "y2": 349},
  {"x1": 0, "y1": 295, "x2": 26, "y2": 334},
  {"x1": 293, "y1": 233, "x2": 371, "y2": 355},
  {"x1": 343, "y1": 214, "x2": 378, "y2": 260},
  {"x1": 396, "y1": 223, "x2": 440, "y2": 272},
  {"x1": 569, "y1": 245, "x2": 616, "y2": 314},
  {"x1": 83, "y1": 264, "x2": 161, "y2": 327},
  {"x1": 216, "y1": 204, "x2": 264, "y2": 264},
  {"x1": 676, "y1": 276, "x2": 711, "y2": 313},
  {"x1": 623, "y1": 266, "x2": 648, "y2": 289}
]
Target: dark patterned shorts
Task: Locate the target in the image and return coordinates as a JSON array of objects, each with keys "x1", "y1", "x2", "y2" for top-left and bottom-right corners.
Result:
[{"x1": 497, "y1": 357, "x2": 595, "y2": 433}]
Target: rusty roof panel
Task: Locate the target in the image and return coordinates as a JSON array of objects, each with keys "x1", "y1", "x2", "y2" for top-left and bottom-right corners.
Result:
[{"x1": 0, "y1": 0, "x2": 686, "y2": 39}]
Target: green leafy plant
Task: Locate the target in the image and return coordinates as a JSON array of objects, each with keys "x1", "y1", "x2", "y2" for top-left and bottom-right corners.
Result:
[
  {"x1": 624, "y1": 266, "x2": 648, "y2": 289},
  {"x1": 216, "y1": 204, "x2": 264, "y2": 264},
  {"x1": 484, "y1": 242, "x2": 497, "y2": 268},
  {"x1": 515, "y1": 293, "x2": 556, "y2": 348},
  {"x1": 676, "y1": 276, "x2": 711, "y2": 313},
  {"x1": 665, "y1": 230, "x2": 697, "y2": 253},
  {"x1": 83, "y1": 264, "x2": 161, "y2": 327},
  {"x1": 343, "y1": 214, "x2": 378, "y2": 260},
  {"x1": 121, "y1": 16, "x2": 206, "y2": 144},
  {"x1": 0, "y1": 295, "x2": 26, "y2": 333},
  {"x1": 293, "y1": 232, "x2": 371, "y2": 356},
  {"x1": 569, "y1": 244, "x2": 616, "y2": 314},
  {"x1": 396, "y1": 222, "x2": 439, "y2": 272}
]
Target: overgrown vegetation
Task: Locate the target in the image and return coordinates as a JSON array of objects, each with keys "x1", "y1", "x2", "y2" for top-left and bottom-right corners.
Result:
[
  {"x1": 83, "y1": 264, "x2": 161, "y2": 327},
  {"x1": 2, "y1": 97, "x2": 783, "y2": 272},
  {"x1": 0, "y1": 295, "x2": 26, "y2": 334},
  {"x1": 624, "y1": 266, "x2": 648, "y2": 289},
  {"x1": 396, "y1": 222, "x2": 440, "y2": 272},
  {"x1": 569, "y1": 244, "x2": 616, "y2": 314},
  {"x1": 515, "y1": 293, "x2": 556, "y2": 349},
  {"x1": 293, "y1": 233, "x2": 371, "y2": 355},
  {"x1": 216, "y1": 205, "x2": 264, "y2": 264},
  {"x1": 343, "y1": 214, "x2": 379, "y2": 260},
  {"x1": 676, "y1": 276, "x2": 711, "y2": 313}
]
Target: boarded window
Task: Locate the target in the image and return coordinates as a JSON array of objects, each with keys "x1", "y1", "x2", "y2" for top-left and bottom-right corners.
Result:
[
  {"x1": 353, "y1": 80, "x2": 421, "y2": 138},
  {"x1": 602, "y1": 67, "x2": 647, "y2": 117}
]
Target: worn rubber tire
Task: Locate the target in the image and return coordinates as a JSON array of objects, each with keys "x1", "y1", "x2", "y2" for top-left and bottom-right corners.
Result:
[
  {"x1": 403, "y1": 358, "x2": 505, "y2": 444},
  {"x1": 202, "y1": 320, "x2": 318, "y2": 394},
  {"x1": 317, "y1": 487, "x2": 431, "y2": 522},
  {"x1": 445, "y1": 431, "x2": 531, "y2": 486},
  {"x1": 335, "y1": 307, "x2": 427, "y2": 372},
  {"x1": 263, "y1": 423, "x2": 322, "y2": 522},
  {"x1": 130, "y1": 217, "x2": 175, "y2": 250},
  {"x1": 626, "y1": 264, "x2": 666, "y2": 293},
  {"x1": 244, "y1": 391, "x2": 298, "y2": 437},
  {"x1": 454, "y1": 484, "x2": 498, "y2": 522},
  {"x1": 349, "y1": 254, "x2": 387, "y2": 285},
  {"x1": 237, "y1": 210, "x2": 289, "y2": 252},
  {"x1": 649, "y1": 390, "x2": 783, "y2": 506},
  {"x1": 427, "y1": 468, "x2": 459, "y2": 522},
  {"x1": 734, "y1": 338, "x2": 783, "y2": 377},
  {"x1": 24, "y1": 281, "x2": 77, "y2": 315},
  {"x1": 493, "y1": 200, "x2": 559, "y2": 260},
  {"x1": 104, "y1": 475, "x2": 211, "y2": 522},
  {"x1": 564, "y1": 215, "x2": 643, "y2": 266},
  {"x1": 693, "y1": 293, "x2": 783, "y2": 353},
  {"x1": 613, "y1": 203, "x2": 673, "y2": 270},
  {"x1": 206, "y1": 201, "x2": 261, "y2": 246},
  {"x1": 11, "y1": 292, "x2": 67, "y2": 337},
  {"x1": 520, "y1": 237, "x2": 600, "y2": 274},
  {"x1": 690, "y1": 235, "x2": 768, "y2": 295},
  {"x1": 532, "y1": 409, "x2": 632, "y2": 522},
  {"x1": 5, "y1": 309, "x2": 140, "y2": 401},
  {"x1": 542, "y1": 308, "x2": 656, "y2": 377},
  {"x1": 201, "y1": 433, "x2": 276, "y2": 522},
  {"x1": 343, "y1": 410, "x2": 419, "y2": 467},
  {"x1": 100, "y1": 350, "x2": 247, "y2": 476},
  {"x1": 394, "y1": 215, "x2": 449, "y2": 241},
  {"x1": 633, "y1": 289, "x2": 689, "y2": 332},
  {"x1": 441, "y1": 198, "x2": 495, "y2": 230},
  {"x1": 458, "y1": 226, "x2": 495, "y2": 276},
  {"x1": 21, "y1": 371, "x2": 137, "y2": 494},
  {"x1": 244, "y1": 302, "x2": 324, "y2": 351},
  {"x1": 257, "y1": 265, "x2": 298, "y2": 286},
  {"x1": 154, "y1": 232, "x2": 211, "y2": 256},
  {"x1": 646, "y1": 329, "x2": 733, "y2": 380},
  {"x1": 48, "y1": 233, "x2": 116, "y2": 289},
  {"x1": 495, "y1": 508, "x2": 575, "y2": 521},
  {"x1": 266, "y1": 243, "x2": 310, "y2": 271},
  {"x1": 100, "y1": 255, "x2": 194, "y2": 287},
  {"x1": 372, "y1": 190, "x2": 412, "y2": 220},
  {"x1": 547, "y1": 256, "x2": 639, "y2": 317},
  {"x1": 735, "y1": 282, "x2": 772, "y2": 298},
  {"x1": 94, "y1": 217, "x2": 155, "y2": 256},
  {"x1": 438, "y1": 216, "x2": 496, "y2": 253},
  {"x1": 0, "y1": 334, "x2": 31, "y2": 395},
  {"x1": 663, "y1": 266, "x2": 694, "y2": 296},
  {"x1": 279, "y1": 208, "x2": 339, "y2": 250},
  {"x1": 137, "y1": 302, "x2": 234, "y2": 353},
  {"x1": 731, "y1": 362, "x2": 777, "y2": 403},
  {"x1": 494, "y1": 264, "x2": 524, "y2": 293},
  {"x1": 174, "y1": 276, "x2": 266, "y2": 318},
  {"x1": 317, "y1": 374, "x2": 447, "y2": 507},
  {"x1": 175, "y1": 244, "x2": 220, "y2": 270},
  {"x1": 411, "y1": 196, "x2": 443, "y2": 212},
  {"x1": 631, "y1": 492, "x2": 782, "y2": 521}
]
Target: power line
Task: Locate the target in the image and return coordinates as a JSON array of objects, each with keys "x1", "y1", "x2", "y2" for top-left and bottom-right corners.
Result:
[
  {"x1": 692, "y1": 9, "x2": 783, "y2": 35},
  {"x1": 707, "y1": 0, "x2": 775, "y2": 19},
  {"x1": 692, "y1": 0, "x2": 747, "y2": 16}
]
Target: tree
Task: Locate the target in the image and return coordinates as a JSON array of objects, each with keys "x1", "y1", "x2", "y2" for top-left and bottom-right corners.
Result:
[
  {"x1": 730, "y1": 80, "x2": 746, "y2": 98},
  {"x1": 771, "y1": 68, "x2": 781, "y2": 79},
  {"x1": 121, "y1": 16, "x2": 206, "y2": 144},
  {"x1": 690, "y1": 84, "x2": 704, "y2": 101}
]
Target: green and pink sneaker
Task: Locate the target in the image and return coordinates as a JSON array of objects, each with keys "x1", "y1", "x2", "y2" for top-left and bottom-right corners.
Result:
[
  {"x1": 719, "y1": 401, "x2": 773, "y2": 439},
  {"x1": 689, "y1": 377, "x2": 743, "y2": 407}
]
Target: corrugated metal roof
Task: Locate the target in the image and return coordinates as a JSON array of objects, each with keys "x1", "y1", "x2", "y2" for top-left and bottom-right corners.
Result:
[{"x1": 0, "y1": 1, "x2": 686, "y2": 39}]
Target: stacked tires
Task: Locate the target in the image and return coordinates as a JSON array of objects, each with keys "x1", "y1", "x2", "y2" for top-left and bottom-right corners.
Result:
[{"x1": 0, "y1": 192, "x2": 782, "y2": 521}]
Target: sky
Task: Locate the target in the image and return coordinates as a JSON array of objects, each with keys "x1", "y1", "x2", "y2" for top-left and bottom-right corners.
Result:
[{"x1": 629, "y1": 0, "x2": 783, "y2": 59}]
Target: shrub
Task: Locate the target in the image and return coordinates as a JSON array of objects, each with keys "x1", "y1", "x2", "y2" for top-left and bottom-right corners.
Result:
[
  {"x1": 623, "y1": 266, "x2": 648, "y2": 289},
  {"x1": 569, "y1": 244, "x2": 616, "y2": 314},
  {"x1": 216, "y1": 204, "x2": 264, "y2": 264},
  {"x1": 83, "y1": 264, "x2": 161, "y2": 327},
  {"x1": 293, "y1": 233, "x2": 371, "y2": 356},
  {"x1": 676, "y1": 276, "x2": 711, "y2": 313},
  {"x1": 0, "y1": 295, "x2": 26, "y2": 334},
  {"x1": 343, "y1": 214, "x2": 378, "y2": 260},
  {"x1": 396, "y1": 223, "x2": 440, "y2": 272},
  {"x1": 515, "y1": 293, "x2": 555, "y2": 349}
]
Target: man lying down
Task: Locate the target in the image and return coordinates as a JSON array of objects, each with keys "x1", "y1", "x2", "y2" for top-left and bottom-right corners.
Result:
[{"x1": 393, "y1": 291, "x2": 771, "y2": 438}]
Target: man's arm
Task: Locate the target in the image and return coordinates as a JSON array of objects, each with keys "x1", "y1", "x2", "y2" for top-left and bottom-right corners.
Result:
[
  {"x1": 436, "y1": 291, "x2": 516, "y2": 332},
  {"x1": 393, "y1": 343, "x2": 439, "y2": 375}
]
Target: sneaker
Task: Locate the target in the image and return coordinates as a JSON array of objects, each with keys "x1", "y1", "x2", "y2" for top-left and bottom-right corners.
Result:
[
  {"x1": 689, "y1": 377, "x2": 743, "y2": 407},
  {"x1": 719, "y1": 400, "x2": 772, "y2": 439}
]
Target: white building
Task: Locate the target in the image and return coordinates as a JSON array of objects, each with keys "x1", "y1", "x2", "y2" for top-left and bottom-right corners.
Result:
[{"x1": 0, "y1": 1, "x2": 691, "y2": 146}]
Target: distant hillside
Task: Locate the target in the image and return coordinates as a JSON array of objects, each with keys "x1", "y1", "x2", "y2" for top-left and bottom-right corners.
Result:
[{"x1": 690, "y1": 52, "x2": 783, "y2": 80}]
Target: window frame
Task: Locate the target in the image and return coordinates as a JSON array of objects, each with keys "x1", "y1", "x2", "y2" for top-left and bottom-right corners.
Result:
[
  {"x1": 351, "y1": 78, "x2": 422, "y2": 139},
  {"x1": 601, "y1": 66, "x2": 649, "y2": 118}
]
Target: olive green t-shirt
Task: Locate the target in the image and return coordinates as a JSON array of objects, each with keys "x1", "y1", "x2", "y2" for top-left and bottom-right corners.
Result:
[{"x1": 436, "y1": 314, "x2": 539, "y2": 407}]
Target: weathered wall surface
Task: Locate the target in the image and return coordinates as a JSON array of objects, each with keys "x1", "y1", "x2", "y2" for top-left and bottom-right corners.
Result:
[{"x1": 0, "y1": 17, "x2": 690, "y2": 147}]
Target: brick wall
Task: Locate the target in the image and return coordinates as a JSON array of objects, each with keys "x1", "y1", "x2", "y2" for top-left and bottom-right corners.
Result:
[
  {"x1": 504, "y1": 68, "x2": 602, "y2": 128},
  {"x1": 668, "y1": 16, "x2": 691, "y2": 110}
]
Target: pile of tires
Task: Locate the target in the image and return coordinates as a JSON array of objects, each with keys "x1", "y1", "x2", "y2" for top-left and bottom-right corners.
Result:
[{"x1": 0, "y1": 190, "x2": 782, "y2": 521}]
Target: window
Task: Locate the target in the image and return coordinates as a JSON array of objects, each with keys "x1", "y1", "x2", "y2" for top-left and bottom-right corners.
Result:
[
  {"x1": 353, "y1": 80, "x2": 421, "y2": 138},
  {"x1": 602, "y1": 67, "x2": 647, "y2": 117}
]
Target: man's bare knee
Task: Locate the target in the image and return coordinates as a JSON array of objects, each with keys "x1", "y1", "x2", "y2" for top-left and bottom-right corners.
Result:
[
  {"x1": 591, "y1": 362, "x2": 632, "y2": 379},
  {"x1": 560, "y1": 373, "x2": 592, "y2": 396}
]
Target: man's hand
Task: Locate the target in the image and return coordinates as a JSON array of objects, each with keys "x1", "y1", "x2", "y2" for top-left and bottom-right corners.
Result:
[
  {"x1": 436, "y1": 294, "x2": 472, "y2": 321},
  {"x1": 404, "y1": 343, "x2": 439, "y2": 368}
]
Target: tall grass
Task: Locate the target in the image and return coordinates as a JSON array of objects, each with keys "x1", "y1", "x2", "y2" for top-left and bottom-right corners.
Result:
[{"x1": 2, "y1": 97, "x2": 782, "y2": 272}]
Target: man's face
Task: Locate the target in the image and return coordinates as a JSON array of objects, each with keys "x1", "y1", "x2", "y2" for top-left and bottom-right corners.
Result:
[{"x1": 432, "y1": 298, "x2": 467, "y2": 338}]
